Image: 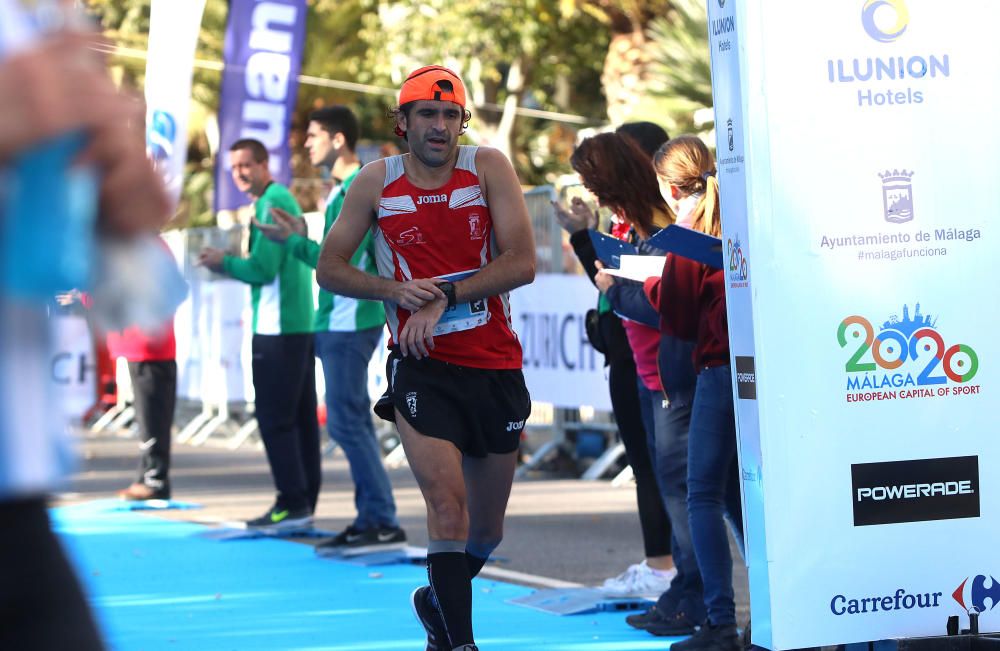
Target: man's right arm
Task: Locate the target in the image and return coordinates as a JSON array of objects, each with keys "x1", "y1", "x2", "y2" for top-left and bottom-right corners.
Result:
[{"x1": 317, "y1": 162, "x2": 443, "y2": 311}]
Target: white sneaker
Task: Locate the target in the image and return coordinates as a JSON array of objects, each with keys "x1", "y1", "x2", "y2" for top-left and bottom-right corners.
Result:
[{"x1": 598, "y1": 560, "x2": 677, "y2": 598}]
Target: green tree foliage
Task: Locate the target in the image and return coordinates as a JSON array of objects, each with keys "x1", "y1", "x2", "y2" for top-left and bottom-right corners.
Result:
[
  {"x1": 641, "y1": 0, "x2": 713, "y2": 136},
  {"x1": 84, "y1": 0, "x2": 715, "y2": 217},
  {"x1": 356, "y1": 0, "x2": 609, "y2": 183}
]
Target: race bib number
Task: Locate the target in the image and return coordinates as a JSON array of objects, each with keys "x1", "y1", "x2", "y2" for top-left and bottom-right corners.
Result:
[{"x1": 432, "y1": 269, "x2": 490, "y2": 336}]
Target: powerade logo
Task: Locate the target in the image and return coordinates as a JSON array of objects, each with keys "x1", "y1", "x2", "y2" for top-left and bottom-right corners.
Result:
[
  {"x1": 851, "y1": 456, "x2": 980, "y2": 526},
  {"x1": 838, "y1": 304, "x2": 981, "y2": 404},
  {"x1": 735, "y1": 356, "x2": 756, "y2": 400},
  {"x1": 953, "y1": 575, "x2": 1000, "y2": 615},
  {"x1": 827, "y1": 1, "x2": 951, "y2": 109},
  {"x1": 861, "y1": 0, "x2": 908, "y2": 43},
  {"x1": 727, "y1": 235, "x2": 748, "y2": 288},
  {"x1": 831, "y1": 587, "x2": 942, "y2": 616}
]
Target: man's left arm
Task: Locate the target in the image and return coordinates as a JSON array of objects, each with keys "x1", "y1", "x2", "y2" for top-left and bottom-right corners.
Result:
[{"x1": 452, "y1": 147, "x2": 536, "y2": 303}]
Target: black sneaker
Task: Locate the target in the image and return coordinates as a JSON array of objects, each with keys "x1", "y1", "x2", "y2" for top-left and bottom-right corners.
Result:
[
  {"x1": 672, "y1": 623, "x2": 740, "y2": 651},
  {"x1": 644, "y1": 608, "x2": 700, "y2": 636},
  {"x1": 410, "y1": 586, "x2": 449, "y2": 651},
  {"x1": 245, "y1": 504, "x2": 313, "y2": 533},
  {"x1": 315, "y1": 525, "x2": 407, "y2": 557},
  {"x1": 625, "y1": 605, "x2": 662, "y2": 629}
]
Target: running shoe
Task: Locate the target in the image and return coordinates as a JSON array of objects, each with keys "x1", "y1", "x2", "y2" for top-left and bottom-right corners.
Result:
[
  {"x1": 410, "y1": 586, "x2": 449, "y2": 651},
  {"x1": 641, "y1": 608, "x2": 700, "y2": 636},
  {"x1": 245, "y1": 504, "x2": 313, "y2": 533},
  {"x1": 599, "y1": 560, "x2": 677, "y2": 598},
  {"x1": 315, "y1": 525, "x2": 407, "y2": 557},
  {"x1": 117, "y1": 482, "x2": 170, "y2": 501},
  {"x1": 671, "y1": 623, "x2": 739, "y2": 651}
]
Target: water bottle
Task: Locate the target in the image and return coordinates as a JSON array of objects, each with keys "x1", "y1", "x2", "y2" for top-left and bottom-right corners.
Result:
[{"x1": 0, "y1": 0, "x2": 98, "y2": 300}]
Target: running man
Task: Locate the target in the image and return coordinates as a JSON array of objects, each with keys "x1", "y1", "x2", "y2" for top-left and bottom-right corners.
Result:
[{"x1": 316, "y1": 66, "x2": 535, "y2": 651}]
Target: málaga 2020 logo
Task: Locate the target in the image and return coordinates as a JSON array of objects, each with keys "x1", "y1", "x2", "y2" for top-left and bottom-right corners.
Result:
[{"x1": 837, "y1": 303, "x2": 980, "y2": 403}]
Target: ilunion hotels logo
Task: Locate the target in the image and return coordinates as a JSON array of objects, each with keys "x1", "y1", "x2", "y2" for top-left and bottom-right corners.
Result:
[
  {"x1": 837, "y1": 304, "x2": 981, "y2": 403},
  {"x1": 861, "y1": 0, "x2": 908, "y2": 43},
  {"x1": 828, "y1": 0, "x2": 951, "y2": 108}
]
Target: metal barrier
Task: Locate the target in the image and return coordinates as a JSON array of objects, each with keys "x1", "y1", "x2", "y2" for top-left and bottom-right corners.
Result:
[{"x1": 157, "y1": 186, "x2": 626, "y2": 480}]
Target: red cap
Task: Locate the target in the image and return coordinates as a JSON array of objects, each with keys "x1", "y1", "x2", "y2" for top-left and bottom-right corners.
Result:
[{"x1": 398, "y1": 65, "x2": 467, "y2": 109}]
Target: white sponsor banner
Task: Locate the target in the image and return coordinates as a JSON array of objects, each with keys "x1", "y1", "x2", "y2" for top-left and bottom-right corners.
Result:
[
  {"x1": 510, "y1": 273, "x2": 610, "y2": 411},
  {"x1": 710, "y1": 1, "x2": 1000, "y2": 648},
  {"x1": 144, "y1": 0, "x2": 207, "y2": 206},
  {"x1": 49, "y1": 314, "x2": 95, "y2": 420},
  {"x1": 167, "y1": 229, "x2": 251, "y2": 403}
]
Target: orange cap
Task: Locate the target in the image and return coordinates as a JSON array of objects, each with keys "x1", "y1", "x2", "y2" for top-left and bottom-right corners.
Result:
[{"x1": 398, "y1": 65, "x2": 467, "y2": 109}]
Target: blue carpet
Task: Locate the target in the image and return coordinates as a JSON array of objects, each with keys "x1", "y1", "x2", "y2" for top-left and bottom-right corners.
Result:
[{"x1": 53, "y1": 501, "x2": 679, "y2": 650}]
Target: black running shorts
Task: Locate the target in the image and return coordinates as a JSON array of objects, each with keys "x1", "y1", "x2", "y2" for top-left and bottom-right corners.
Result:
[{"x1": 374, "y1": 350, "x2": 531, "y2": 458}]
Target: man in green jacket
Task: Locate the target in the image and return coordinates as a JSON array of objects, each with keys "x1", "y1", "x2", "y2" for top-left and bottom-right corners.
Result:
[
  {"x1": 200, "y1": 138, "x2": 319, "y2": 531},
  {"x1": 256, "y1": 107, "x2": 406, "y2": 555}
]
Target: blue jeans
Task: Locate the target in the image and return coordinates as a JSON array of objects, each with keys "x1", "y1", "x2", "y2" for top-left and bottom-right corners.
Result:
[
  {"x1": 316, "y1": 328, "x2": 399, "y2": 530},
  {"x1": 642, "y1": 383, "x2": 705, "y2": 621},
  {"x1": 687, "y1": 364, "x2": 743, "y2": 626}
]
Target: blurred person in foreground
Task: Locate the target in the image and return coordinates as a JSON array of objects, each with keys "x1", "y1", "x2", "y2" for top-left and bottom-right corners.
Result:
[
  {"x1": 0, "y1": 22, "x2": 171, "y2": 651},
  {"x1": 317, "y1": 65, "x2": 534, "y2": 651}
]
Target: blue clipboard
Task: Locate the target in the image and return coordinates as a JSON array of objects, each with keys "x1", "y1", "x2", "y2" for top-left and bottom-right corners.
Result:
[
  {"x1": 646, "y1": 224, "x2": 724, "y2": 269},
  {"x1": 587, "y1": 230, "x2": 636, "y2": 269}
]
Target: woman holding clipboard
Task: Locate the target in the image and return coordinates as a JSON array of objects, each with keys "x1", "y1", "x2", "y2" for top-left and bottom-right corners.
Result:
[
  {"x1": 644, "y1": 135, "x2": 744, "y2": 651},
  {"x1": 571, "y1": 133, "x2": 708, "y2": 636}
]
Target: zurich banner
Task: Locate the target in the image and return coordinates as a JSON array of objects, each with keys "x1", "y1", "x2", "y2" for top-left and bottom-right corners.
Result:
[
  {"x1": 144, "y1": 0, "x2": 207, "y2": 208},
  {"x1": 214, "y1": 0, "x2": 307, "y2": 211},
  {"x1": 708, "y1": 0, "x2": 1000, "y2": 648}
]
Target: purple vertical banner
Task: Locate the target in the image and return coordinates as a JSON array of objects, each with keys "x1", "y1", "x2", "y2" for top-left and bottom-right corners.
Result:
[{"x1": 214, "y1": 0, "x2": 307, "y2": 211}]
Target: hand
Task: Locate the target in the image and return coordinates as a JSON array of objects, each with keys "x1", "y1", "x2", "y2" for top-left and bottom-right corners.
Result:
[
  {"x1": 392, "y1": 278, "x2": 446, "y2": 312},
  {"x1": 198, "y1": 247, "x2": 226, "y2": 273},
  {"x1": 594, "y1": 261, "x2": 615, "y2": 293},
  {"x1": 0, "y1": 31, "x2": 170, "y2": 236},
  {"x1": 398, "y1": 297, "x2": 447, "y2": 359},
  {"x1": 551, "y1": 197, "x2": 597, "y2": 234},
  {"x1": 252, "y1": 207, "x2": 306, "y2": 243}
]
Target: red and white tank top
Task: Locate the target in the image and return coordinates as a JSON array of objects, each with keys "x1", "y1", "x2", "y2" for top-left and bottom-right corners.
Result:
[{"x1": 373, "y1": 146, "x2": 522, "y2": 369}]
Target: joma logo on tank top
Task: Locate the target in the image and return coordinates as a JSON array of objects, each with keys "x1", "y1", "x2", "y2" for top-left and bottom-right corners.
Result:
[{"x1": 417, "y1": 194, "x2": 447, "y2": 205}]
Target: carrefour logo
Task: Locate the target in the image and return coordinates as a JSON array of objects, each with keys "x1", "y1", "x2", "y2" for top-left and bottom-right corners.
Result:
[
  {"x1": 861, "y1": 0, "x2": 909, "y2": 43},
  {"x1": 953, "y1": 575, "x2": 1000, "y2": 615}
]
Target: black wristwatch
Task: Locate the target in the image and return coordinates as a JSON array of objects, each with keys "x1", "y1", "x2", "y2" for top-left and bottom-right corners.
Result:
[{"x1": 438, "y1": 281, "x2": 457, "y2": 309}]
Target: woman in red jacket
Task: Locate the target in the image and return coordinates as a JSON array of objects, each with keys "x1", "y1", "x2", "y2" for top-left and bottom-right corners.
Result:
[{"x1": 647, "y1": 136, "x2": 743, "y2": 651}]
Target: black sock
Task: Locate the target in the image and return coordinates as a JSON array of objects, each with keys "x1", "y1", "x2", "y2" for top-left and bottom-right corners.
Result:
[
  {"x1": 427, "y1": 551, "x2": 474, "y2": 647},
  {"x1": 465, "y1": 551, "x2": 488, "y2": 578}
]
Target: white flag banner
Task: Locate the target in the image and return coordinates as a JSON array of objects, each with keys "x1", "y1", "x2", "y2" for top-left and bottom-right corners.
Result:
[{"x1": 144, "y1": 0, "x2": 207, "y2": 207}]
